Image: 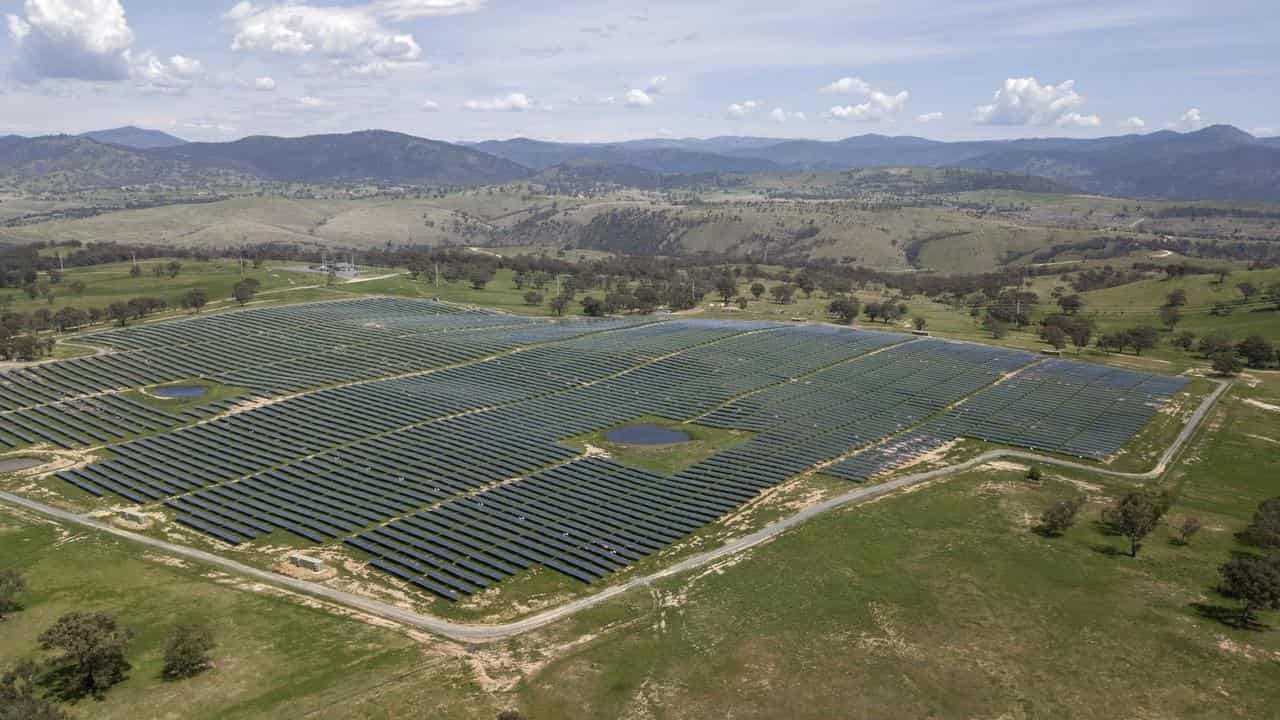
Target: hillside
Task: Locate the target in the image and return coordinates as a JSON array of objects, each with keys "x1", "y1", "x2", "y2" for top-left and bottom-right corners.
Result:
[
  {"x1": 81, "y1": 126, "x2": 188, "y2": 149},
  {"x1": 0, "y1": 135, "x2": 251, "y2": 192},
  {"x1": 154, "y1": 130, "x2": 532, "y2": 186}
]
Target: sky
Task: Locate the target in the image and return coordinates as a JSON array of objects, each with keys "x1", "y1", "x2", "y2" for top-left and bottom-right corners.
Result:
[{"x1": 1, "y1": 0, "x2": 1278, "y2": 143}]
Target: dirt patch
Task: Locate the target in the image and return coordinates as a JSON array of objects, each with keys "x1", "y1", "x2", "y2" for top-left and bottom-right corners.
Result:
[
  {"x1": 983, "y1": 460, "x2": 1028, "y2": 473},
  {"x1": 1245, "y1": 434, "x2": 1280, "y2": 446},
  {"x1": 1242, "y1": 398, "x2": 1280, "y2": 414}
]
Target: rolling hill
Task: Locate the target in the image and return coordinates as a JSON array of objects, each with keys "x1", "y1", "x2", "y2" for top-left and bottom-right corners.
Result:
[{"x1": 81, "y1": 126, "x2": 188, "y2": 149}]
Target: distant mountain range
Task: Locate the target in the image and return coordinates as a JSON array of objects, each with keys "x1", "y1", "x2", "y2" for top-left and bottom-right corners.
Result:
[
  {"x1": 80, "y1": 126, "x2": 188, "y2": 150},
  {"x1": 0, "y1": 125, "x2": 1277, "y2": 201}
]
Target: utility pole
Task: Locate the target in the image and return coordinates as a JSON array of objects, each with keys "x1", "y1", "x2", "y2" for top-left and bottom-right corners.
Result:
[{"x1": 434, "y1": 262, "x2": 440, "y2": 288}]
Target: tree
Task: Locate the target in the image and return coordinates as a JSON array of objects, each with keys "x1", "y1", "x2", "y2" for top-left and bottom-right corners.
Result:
[
  {"x1": 827, "y1": 298, "x2": 860, "y2": 324},
  {"x1": 750, "y1": 282, "x2": 765, "y2": 300},
  {"x1": 107, "y1": 301, "x2": 131, "y2": 327},
  {"x1": 548, "y1": 294, "x2": 571, "y2": 317},
  {"x1": 181, "y1": 289, "x2": 208, "y2": 314},
  {"x1": 1057, "y1": 294, "x2": 1083, "y2": 314},
  {"x1": 769, "y1": 284, "x2": 795, "y2": 305},
  {"x1": 0, "y1": 569, "x2": 25, "y2": 620},
  {"x1": 129, "y1": 264, "x2": 141, "y2": 278},
  {"x1": 1237, "y1": 335, "x2": 1275, "y2": 369},
  {"x1": 167, "y1": 261, "x2": 182, "y2": 278},
  {"x1": 714, "y1": 274, "x2": 737, "y2": 303},
  {"x1": 1241, "y1": 497, "x2": 1280, "y2": 549},
  {"x1": 1101, "y1": 490, "x2": 1171, "y2": 557},
  {"x1": 1044, "y1": 325, "x2": 1067, "y2": 351},
  {"x1": 1026, "y1": 466, "x2": 1043, "y2": 483},
  {"x1": 1237, "y1": 281, "x2": 1258, "y2": 301},
  {"x1": 1211, "y1": 351, "x2": 1243, "y2": 376},
  {"x1": 1171, "y1": 330, "x2": 1196, "y2": 352},
  {"x1": 37, "y1": 612, "x2": 132, "y2": 699},
  {"x1": 1037, "y1": 497, "x2": 1084, "y2": 537},
  {"x1": 522, "y1": 291, "x2": 543, "y2": 307},
  {"x1": 580, "y1": 296, "x2": 606, "y2": 317},
  {"x1": 912, "y1": 316, "x2": 927, "y2": 331},
  {"x1": 735, "y1": 296, "x2": 749, "y2": 310},
  {"x1": 1158, "y1": 305, "x2": 1182, "y2": 331},
  {"x1": 984, "y1": 316, "x2": 1009, "y2": 339},
  {"x1": 162, "y1": 623, "x2": 216, "y2": 680},
  {"x1": 1198, "y1": 331, "x2": 1234, "y2": 357},
  {"x1": 863, "y1": 302, "x2": 881, "y2": 323},
  {"x1": 232, "y1": 279, "x2": 260, "y2": 307},
  {"x1": 1125, "y1": 325, "x2": 1159, "y2": 355},
  {"x1": 468, "y1": 269, "x2": 493, "y2": 290},
  {"x1": 496, "y1": 711, "x2": 527, "y2": 720},
  {"x1": 0, "y1": 661, "x2": 70, "y2": 720},
  {"x1": 1217, "y1": 554, "x2": 1280, "y2": 627},
  {"x1": 1165, "y1": 288, "x2": 1188, "y2": 307},
  {"x1": 1174, "y1": 516, "x2": 1202, "y2": 546}
]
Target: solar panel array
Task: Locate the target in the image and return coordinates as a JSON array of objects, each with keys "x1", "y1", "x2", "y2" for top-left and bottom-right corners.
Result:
[{"x1": 17, "y1": 298, "x2": 1191, "y2": 601}]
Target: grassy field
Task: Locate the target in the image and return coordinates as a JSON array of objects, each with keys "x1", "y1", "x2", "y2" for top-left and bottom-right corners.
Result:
[
  {"x1": 2, "y1": 260, "x2": 317, "y2": 317},
  {"x1": 564, "y1": 418, "x2": 753, "y2": 475}
]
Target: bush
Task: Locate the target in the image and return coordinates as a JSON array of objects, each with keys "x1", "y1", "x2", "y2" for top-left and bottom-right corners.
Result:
[
  {"x1": 162, "y1": 623, "x2": 216, "y2": 680},
  {"x1": 1037, "y1": 497, "x2": 1084, "y2": 537}
]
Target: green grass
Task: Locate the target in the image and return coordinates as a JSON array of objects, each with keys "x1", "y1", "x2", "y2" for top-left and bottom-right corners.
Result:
[
  {"x1": 336, "y1": 269, "x2": 557, "y2": 316},
  {"x1": 2, "y1": 260, "x2": 316, "y2": 317},
  {"x1": 0, "y1": 511, "x2": 497, "y2": 720},
  {"x1": 564, "y1": 417, "x2": 752, "y2": 475},
  {"x1": 123, "y1": 380, "x2": 251, "y2": 412}
]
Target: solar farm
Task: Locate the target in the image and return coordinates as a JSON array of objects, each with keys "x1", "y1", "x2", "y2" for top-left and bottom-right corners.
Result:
[{"x1": 1, "y1": 298, "x2": 1191, "y2": 603}]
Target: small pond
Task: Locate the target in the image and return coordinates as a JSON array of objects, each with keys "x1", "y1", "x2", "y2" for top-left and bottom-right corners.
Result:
[
  {"x1": 0, "y1": 457, "x2": 43, "y2": 473},
  {"x1": 605, "y1": 424, "x2": 690, "y2": 446},
  {"x1": 151, "y1": 385, "x2": 207, "y2": 399}
]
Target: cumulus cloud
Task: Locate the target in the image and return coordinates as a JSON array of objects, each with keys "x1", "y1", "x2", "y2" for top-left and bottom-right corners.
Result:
[
  {"x1": 820, "y1": 76, "x2": 872, "y2": 95},
  {"x1": 727, "y1": 100, "x2": 761, "y2": 117},
  {"x1": 1168, "y1": 107, "x2": 1203, "y2": 131},
  {"x1": 975, "y1": 77, "x2": 1098, "y2": 127},
  {"x1": 1056, "y1": 111, "x2": 1101, "y2": 128},
  {"x1": 1119, "y1": 116, "x2": 1146, "y2": 130},
  {"x1": 624, "y1": 88, "x2": 654, "y2": 108},
  {"x1": 829, "y1": 90, "x2": 910, "y2": 122},
  {"x1": 820, "y1": 76, "x2": 909, "y2": 122},
  {"x1": 421, "y1": 99, "x2": 440, "y2": 111},
  {"x1": 254, "y1": 76, "x2": 276, "y2": 91},
  {"x1": 225, "y1": 2, "x2": 422, "y2": 71},
  {"x1": 463, "y1": 92, "x2": 534, "y2": 111},
  {"x1": 7, "y1": 0, "x2": 134, "y2": 81},
  {"x1": 770, "y1": 107, "x2": 805, "y2": 123},
  {"x1": 130, "y1": 52, "x2": 205, "y2": 95},
  {"x1": 644, "y1": 75, "x2": 667, "y2": 94},
  {"x1": 916, "y1": 111, "x2": 944, "y2": 123}
]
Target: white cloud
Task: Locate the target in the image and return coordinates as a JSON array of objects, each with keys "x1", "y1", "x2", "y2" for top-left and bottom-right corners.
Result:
[
  {"x1": 820, "y1": 76, "x2": 872, "y2": 95},
  {"x1": 819, "y1": 76, "x2": 910, "y2": 122},
  {"x1": 727, "y1": 100, "x2": 761, "y2": 117},
  {"x1": 1119, "y1": 116, "x2": 1146, "y2": 130},
  {"x1": 644, "y1": 75, "x2": 667, "y2": 94},
  {"x1": 7, "y1": 0, "x2": 134, "y2": 81},
  {"x1": 421, "y1": 99, "x2": 440, "y2": 111},
  {"x1": 975, "y1": 77, "x2": 1094, "y2": 126},
  {"x1": 916, "y1": 111, "x2": 944, "y2": 123},
  {"x1": 225, "y1": 2, "x2": 421, "y2": 68},
  {"x1": 254, "y1": 76, "x2": 276, "y2": 91},
  {"x1": 829, "y1": 90, "x2": 910, "y2": 122},
  {"x1": 1168, "y1": 107, "x2": 1203, "y2": 131},
  {"x1": 129, "y1": 52, "x2": 205, "y2": 95},
  {"x1": 371, "y1": 0, "x2": 486, "y2": 21},
  {"x1": 769, "y1": 107, "x2": 805, "y2": 123},
  {"x1": 298, "y1": 95, "x2": 333, "y2": 109},
  {"x1": 463, "y1": 92, "x2": 534, "y2": 111},
  {"x1": 1056, "y1": 111, "x2": 1101, "y2": 128},
  {"x1": 624, "y1": 88, "x2": 654, "y2": 108}
]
